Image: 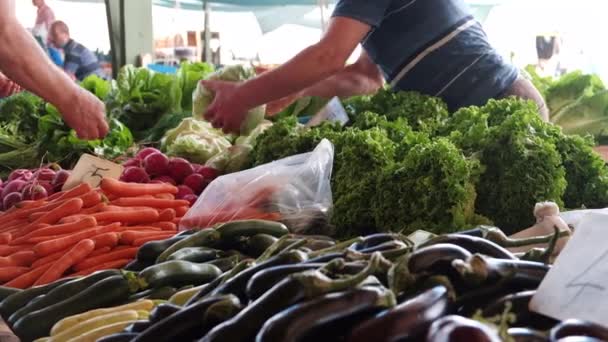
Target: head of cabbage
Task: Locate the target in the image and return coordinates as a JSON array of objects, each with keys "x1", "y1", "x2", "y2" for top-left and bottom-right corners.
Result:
[
  {"x1": 192, "y1": 65, "x2": 266, "y2": 136},
  {"x1": 161, "y1": 118, "x2": 232, "y2": 164}
]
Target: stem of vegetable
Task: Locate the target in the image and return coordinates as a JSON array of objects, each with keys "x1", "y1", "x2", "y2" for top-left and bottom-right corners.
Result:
[
  {"x1": 256, "y1": 235, "x2": 292, "y2": 262},
  {"x1": 309, "y1": 237, "x2": 363, "y2": 258},
  {"x1": 482, "y1": 226, "x2": 570, "y2": 248}
]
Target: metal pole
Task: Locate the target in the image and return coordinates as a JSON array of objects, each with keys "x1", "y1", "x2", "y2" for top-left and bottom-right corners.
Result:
[{"x1": 203, "y1": 0, "x2": 211, "y2": 62}]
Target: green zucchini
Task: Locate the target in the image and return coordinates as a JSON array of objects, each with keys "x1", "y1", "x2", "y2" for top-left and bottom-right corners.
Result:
[
  {"x1": 206, "y1": 256, "x2": 240, "y2": 272},
  {"x1": 12, "y1": 275, "x2": 132, "y2": 342},
  {"x1": 0, "y1": 277, "x2": 75, "y2": 320},
  {"x1": 137, "y1": 235, "x2": 189, "y2": 262},
  {"x1": 139, "y1": 261, "x2": 222, "y2": 289},
  {"x1": 156, "y1": 229, "x2": 221, "y2": 263},
  {"x1": 8, "y1": 269, "x2": 120, "y2": 324},
  {"x1": 167, "y1": 247, "x2": 222, "y2": 263},
  {"x1": 216, "y1": 220, "x2": 289, "y2": 241},
  {"x1": 246, "y1": 234, "x2": 279, "y2": 258},
  {"x1": 0, "y1": 286, "x2": 21, "y2": 302}
]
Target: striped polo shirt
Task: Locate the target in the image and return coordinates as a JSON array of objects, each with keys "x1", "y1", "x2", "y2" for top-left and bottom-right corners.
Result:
[
  {"x1": 332, "y1": 0, "x2": 518, "y2": 111},
  {"x1": 63, "y1": 39, "x2": 105, "y2": 81}
]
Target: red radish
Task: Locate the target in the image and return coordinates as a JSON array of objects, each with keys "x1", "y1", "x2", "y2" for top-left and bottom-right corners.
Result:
[
  {"x1": 182, "y1": 194, "x2": 198, "y2": 206},
  {"x1": 22, "y1": 184, "x2": 48, "y2": 200},
  {"x1": 198, "y1": 167, "x2": 219, "y2": 180},
  {"x1": 169, "y1": 158, "x2": 194, "y2": 184},
  {"x1": 33, "y1": 168, "x2": 56, "y2": 182},
  {"x1": 2, "y1": 180, "x2": 27, "y2": 199},
  {"x1": 121, "y1": 167, "x2": 150, "y2": 183},
  {"x1": 38, "y1": 182, "x2": 54, "y2": 196},
  {"x1": 137, "y1": 147, "x2": 162, "y2": 160},
  {"x1": 144, "y1": 153, "x2": 170, "y2": 176},
  {"x1": 52, "y1": 170, "x2": 70, "y2": 191},
  {"x1": 192, "y1": 164, "x2": 204, "y2": 173},
  {"x1": 8, "y1": 169, "x2": 32, "y2": 182},
  {"x1": 123, "y1": 158, "x2": 142, "y2": 168},
  {"x1": 176, "y1": 185, "x2": 194, "y2": 200},
  {"x1": 152, "y1": 176, "x2": 176, "y2": 185},
  {"x1": 3, "y1": 192, "x2": 23, "y2": 209},
  {"x1": 183, "y1": 173, "x2": 205, "y2": 194}
]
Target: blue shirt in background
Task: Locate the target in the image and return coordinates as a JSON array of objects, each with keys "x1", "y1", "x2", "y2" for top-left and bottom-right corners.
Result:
[
  {"x1": 48, "y1": 47, "x2": 63, "y2": 67},
  {"x1": 332, "y1": 0, "x2": 518, "y2": 111},
  {"x1": 63, "y1": 39, "x2": 105, "y2": 81}
]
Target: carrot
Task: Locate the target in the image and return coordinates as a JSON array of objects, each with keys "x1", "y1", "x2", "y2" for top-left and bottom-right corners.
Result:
[
  {"x1": 9, "y1": 223, "x2": 50, "y2": 240},
  {"x1": 58, "y1": 214, "x2": 90, "y2": 224},
  {"x1": 28, "y1": 211, "x2": 46, "y2": 222},
  {"x1": 0, "y1": 219, "x2": 30, "y2": 234},
  {"x1": 151, "y1": 222, "x2": 177, "y2": 231},
  {"x1": 101, "y1": 178, "x2": 178, "y2": 197},
  {"x1": 26, "y1": 233, "x2": 73, "y2": 244},
  {"x1": 36, "y1": 198, "x2": 84, "y2": 225},
  {"x1": 117, "y1": 226, "x2": 162, "y2": 232},
  {"x1": 4, "y1": 263, "x2": 52, "y2": 288},
  {"x1": 31, "y1": 249, "x2": 66, "y2": 269},
  {"x1": 155, "y1": 193, "x2": 175, "y2": 200},
  {"x1": 0, "y1": 232, "x2": 11, "y2": 244},
  {"x1": 73, "y1": 247, "x2": 138, "y2": 272},
  {"x1": 69, "y1": 259, "x2": 130, "y2": 277},
  {"x1": 0, "y1": 251, "x2": 36, "y2": 267},
  {"x1": 80, "y1": 202, "x2": 107, "y2": 215},
  {"x1": 158, "y1": 209, "x2": 176, "y2": 222},
  {"x1": 54, "y1": 183, "x2": 92, "y2": 202},
  {"x1": 14, "y1": 217, "x2": 97, "y2": 243},
  {"x1": 15, "y1": 200, "x2": 46, "y2": 210},
  {"x1": 14, "y1": 200, "x2": 65, "y2": 220},
  {"x1": 112, "y1": 197, "x2": 189, "y2": 209},
  {"x1": 0, "y1": 244, "x2": 33, "y2": 257},
  {"x1": 34, "y1": 239, "x2": 95, "y2": 286},
  {"x1": 133, "y1": 234, "x2": 175, "y2": 246},
  {"x1": 46, "y1": 190, "x2": 65, "y2": 201},
  {"x1": 92, "y1": 209, "x2": 160, "y2": 225},
  {"x1": 0, "y1": 266, "x2": 31, "y2": 282},
  {"x1": 89, "y1": 246, "x2": 112, "y2": 258},
  {"x1": 175, "y1": 206, "x2": 189, "y2": 217},
  {"x1": 33, "y1": 223, "x2": 121, "y2": 257},
  {"x1": 120, "y1": 231, "x2": 173, "y2": 245},
  {"x1": 91, "y1": 232, "x2": 120, "y2": 249},
  {"x1": 78, "y1": 191, "x2": 101, "y2": 209},
  {"x1": 101, "y1": 205, "x2": 151, "y2": 212}
]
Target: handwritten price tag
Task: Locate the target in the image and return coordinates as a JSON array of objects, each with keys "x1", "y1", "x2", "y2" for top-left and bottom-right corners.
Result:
[
  {"x1": 62, "y1": 154, "x2": 123, "y2": 191},
  {"x1": 306, "y1": 97, "x2": 349, "y2": 128},
  {"x1": 530, "y1": 212, "x2": 608, "y2": 327}
]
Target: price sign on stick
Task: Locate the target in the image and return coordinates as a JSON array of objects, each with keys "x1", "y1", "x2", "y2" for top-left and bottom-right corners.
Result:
[
  {"x1": 530, "y1": 212, "x2": 608, "y2": 328},
  {"x1": 62, "y1": 154, "x2": 123, "y2": 191}
]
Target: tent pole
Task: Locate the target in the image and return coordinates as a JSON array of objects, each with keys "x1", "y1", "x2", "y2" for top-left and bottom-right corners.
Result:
[{"x1": 203, "y1": 0, "x2": 211, "y2": 63}]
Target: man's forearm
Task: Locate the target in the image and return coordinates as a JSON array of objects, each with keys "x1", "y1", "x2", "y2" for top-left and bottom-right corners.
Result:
[
  {"x1": 0, "y1": 14, "x2": 78, "y2": 106},
  {"x1": 300, "y1": 64, "x2": 384, "y2": 99}
]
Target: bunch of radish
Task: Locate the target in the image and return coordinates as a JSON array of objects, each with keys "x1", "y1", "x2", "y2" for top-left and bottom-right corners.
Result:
[
  {"x1": 0, "y1": 166, "x2": 71, "y2": 211},
  {"x1": 120, "y1": 148, "x2": 219, "y2": 206}
]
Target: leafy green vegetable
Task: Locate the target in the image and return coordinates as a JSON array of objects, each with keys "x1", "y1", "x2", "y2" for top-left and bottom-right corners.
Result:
[
  {"x1": 545, "y1": 70, "x2": 605, "y2": 115},
  {"x1": 0, "y1": 91, "x2": 43, "y2": 142},
  {"x1": 192, "y1": 65, "x2": 265, "y2": 135},
  {"x1": 141, "y1": 110, "x2": 192, "y2": 144},
  {"x1": 107, "y1": 65, "x2": 182, "y2": 140},
  {"x1": 161, "y1": 118, "x2": 231, "y2": 164},
  {"x1": 550, "y1": 90, "x2": 608, "y2": 138},
  {"x1": 177, "y1": 61, "x2": 215, "y2": 110},
  {"x1": 80, "y1": 74, "x2": 111, "y2": 100},
  {"x1": 524, "y1": 65, "x2": 553, "y2": 97}
]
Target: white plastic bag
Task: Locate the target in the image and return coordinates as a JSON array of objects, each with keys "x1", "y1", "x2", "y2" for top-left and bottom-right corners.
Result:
[{"x1": 180, "y1": 139, "x2": 335, "y2": 233}]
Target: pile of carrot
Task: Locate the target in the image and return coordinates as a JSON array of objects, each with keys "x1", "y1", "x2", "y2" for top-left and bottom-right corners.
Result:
[{"x1": 0, "y1": 178, "x2": 190, "y2": 289}]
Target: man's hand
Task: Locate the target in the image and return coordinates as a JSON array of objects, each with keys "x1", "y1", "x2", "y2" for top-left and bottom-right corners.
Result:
[
  {"x1": 0, "y1": 76, "x2": 21, "y2": 98},
  {"x1": 201, "y1": 80, "x2": 249, "y2": 134},
  {"x1": 57, "y1": 88, "x2": 109, "y2": 139}
]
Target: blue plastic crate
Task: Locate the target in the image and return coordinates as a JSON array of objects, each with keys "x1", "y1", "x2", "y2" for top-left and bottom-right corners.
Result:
[{"x1": 147, "y1": 64, "x2": 179, "y2": 74}]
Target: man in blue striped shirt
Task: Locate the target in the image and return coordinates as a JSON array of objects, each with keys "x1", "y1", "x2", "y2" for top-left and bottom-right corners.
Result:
[
  {"x1": 49, "y1": 21, "x2": 105, "y2": 81},
  {"x1": 202, "y1": 0, "x2": 548, "y2": 133}
]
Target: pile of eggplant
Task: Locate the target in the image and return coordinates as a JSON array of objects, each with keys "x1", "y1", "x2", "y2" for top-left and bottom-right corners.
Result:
[{"x1": 2, "y1": 219, "x2": 608, "y2": 342}]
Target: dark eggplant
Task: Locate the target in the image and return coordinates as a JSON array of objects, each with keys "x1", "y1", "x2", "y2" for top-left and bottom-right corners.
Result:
[
  {"x1": 482, "y1": 291, "x2": 557, "y2": 330},
  {"x1": 208, "y1": 250, "x2": 307, "y2": 302},
  {"x1": 133, "y1": 295, "x2": 240, "y2": 342},
  {"x1": 419, "y1": 234, "x2": 517, "y2": 260},
  {"x1": 550, "y1": 319, "x2": 608, "y2": 342},
  {"x1": 96, "y1": 332, "x2": 140, "y2": 342},
  {"x1": 408, "y1": 244, "x2": 472, "y2": 275},
  {"x1": 149, "y1": 303, "x2": 183, "y2": 323},
  {"x1": 256, "y1": 286, "x2": 395, "y2": 342},
  {"x1": 456, "y1": 254, "x2": 550, "y2": 289},
  {"x1": 185, "y1": 259, "x2": 253, "y2": 306},
  {"x1": 246, "y1": 234, "x2": 279, "y2": 257},
  {"x1": 128, "y1": 286, "x2": 178, "y2": 301},
  {"x1": 123, "y1": 259, "x2": 155, "y2": 272},
  {"x1": 347, "y1": 285, "x2": 451, "y2": 342},
  {"x1": 507, "y1": 328, "x2": 548, "y2": 342},
  {"x1": 199, "y1": 254, "x2": 381, "y2": 342},
  {"x1": 350, "y1": 234, "x2": 400, "y2": 251},
  {"x1": 167, "y1": 247, "x2": 222, "y2": 263},
  {"x1": 124, "y1": 320, "x2": 152, "y2": 333},
  {"x1": 426, "y1": 315, "x2": 502, "y2": 342},
  {"x1": 246, "y1": 263, "x2": 325, "y2": 301}
]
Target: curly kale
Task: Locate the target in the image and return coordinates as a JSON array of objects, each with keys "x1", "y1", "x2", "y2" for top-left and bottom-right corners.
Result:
[
  {"x1": 476, "y1": 110, "x2": 567, "y2": 234},
  {"x1": 345, "y1": 89, "x2": 449, "y2": 135},
  {"x1": 372, "y1": 138, "x2": 482, "y2": 235},
  {"x1": 331, "y1": 128, "x2": 396, "y2": 237}
]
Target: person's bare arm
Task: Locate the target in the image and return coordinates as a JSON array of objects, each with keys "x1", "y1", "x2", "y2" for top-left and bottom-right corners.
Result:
[
  {"x1": 202, "y1": 17, "x2": 372, "y2": 132},
  {"x1": 0, "y1": 0, "x2": 108, "y2": 139}
]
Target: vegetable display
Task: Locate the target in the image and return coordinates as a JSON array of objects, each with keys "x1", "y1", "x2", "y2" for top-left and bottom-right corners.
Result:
[
  {"x1": 1, "y1": 215, "x2": 604, "y2": 342},
  {"x1": 0, "y1": 178, "x2": 193, "y2": 288},
  {"x1": 252, "y1": 91, "x2": 608, "y2": 236}
]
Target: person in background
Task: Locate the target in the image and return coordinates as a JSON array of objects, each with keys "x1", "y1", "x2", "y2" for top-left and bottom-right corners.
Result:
[
  {"x1": 0, "y1": 0, "x2": 108, "y2": 139},
  {"x1": 48, "y1": 21, "x2": 105, "y2": 81},
  {"x1": 202, "y1": 0, "x2": 549, "y2": 134},
  {"x1": 31, "y1": 0, "x2": 63, "y2": 67}
]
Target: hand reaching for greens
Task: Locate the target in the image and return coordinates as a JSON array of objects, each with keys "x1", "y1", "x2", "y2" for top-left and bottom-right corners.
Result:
[
  {"x1": 57, "y1": 87, "x2": 110, "y2": 140},
  {"x1": 200, "y1": 79, "x2": 249, "y2": 134}
]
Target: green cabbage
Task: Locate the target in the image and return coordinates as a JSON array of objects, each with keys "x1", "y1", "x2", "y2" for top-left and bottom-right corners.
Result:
[
  {"x1": 192, "y1": 65, "x2": 265, "y2": 135},
  {"x1": 161, "y1": 118, "x2": 231, "y2": 164}
]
